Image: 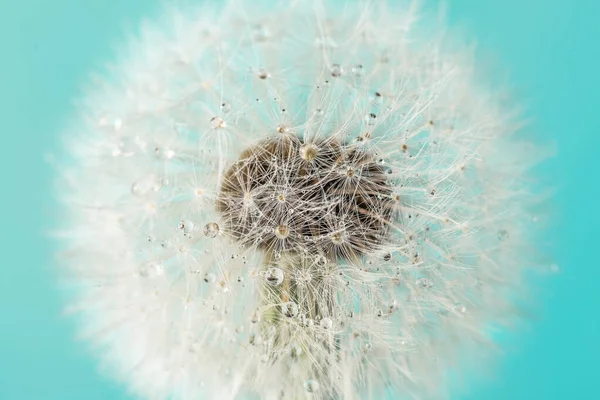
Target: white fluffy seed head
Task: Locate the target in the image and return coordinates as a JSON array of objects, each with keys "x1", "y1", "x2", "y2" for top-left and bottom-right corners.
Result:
[{"x1": 56, "y1": 1, "x2": 550, "y2": 399}]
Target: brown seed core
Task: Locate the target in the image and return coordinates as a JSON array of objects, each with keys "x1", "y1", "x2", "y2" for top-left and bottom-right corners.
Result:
[{"x1": 216, "y1": 135, "x2": 394, "y2": 261}]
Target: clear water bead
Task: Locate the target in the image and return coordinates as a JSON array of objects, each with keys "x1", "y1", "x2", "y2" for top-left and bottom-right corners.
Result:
[
  {"x1": 203, "y1": 222, "x2": 220, "y2": 238},
  {"x1": 320, "y1": 317, "x2": 333, "y2": 329},
  {"x1": 139, "y1": 262, "x2": 164, "y2": 278},
  {"x1": 497, "y1": 229, "x2": 509, "y2": 241},
  {"x1": 178, "y1": 220, "x2": 195, "y2": 234},
  {"x1": 256, "y1": 68, "x2": 270, "y2": 79},
  {"x1": 299, "y1": 144, "x2": 319, "y2": 162},
  {"x1": 371, "y1": 91, "x2": 383, "y2": 106},
  {"x1": 220, "y1": 102, "x2": 231, "y2": 113},
  {"x1": 330, "y1": 63, "x2": 343, "y2": 77},
  {"x1": 282, "y1": 301, "x2": 299, "y2": 318},
  {"x1": 291, "y1": 343, "x2": 303, "y2": 358},
  {"x1": 251, "y1": 24, "x2": 269, "y2": 41},
  {"x1": 366, "y1": 113, "x2": 377, "y2": 125},
  {"x1": 351, "y1": 64, "x2": 364, "y2": 77},
  {"x1": 265, "y1": 267, "x2": 284, "y2": 286},
  {"x1": 304, "y1": 379, "x2": 320, "y2": 393},
  {"x1": 131, "y1": 178, "x2": 160, "y2": 196},
  {"x1": 416, "y1": 278, "x2": 432, "y2": 288}
]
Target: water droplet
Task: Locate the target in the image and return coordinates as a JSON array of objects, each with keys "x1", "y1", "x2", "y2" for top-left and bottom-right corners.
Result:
[
  {"x1": 371, "y1": 91, "x2": 383, "y2": 106},
  {"x1": 154, "y1": 147, "x2": 175, "y2": 160},
  {"x1": 314, "y1": 108, "x2": 324, "y2": 117},
  {"x1": 265, "y1": 267, "x2": 284, "y2": 286},
  {"x1": 139, "y1": 262, "x2": 164, "y2": 278},
  {"x1": 299, "y1": 144, "x2": 319, "y2": 162},
  {"x1": 178, "y1": 220, "x2": 195, "y2": 234},
  {"x1": 131, "y1": 178, "x2": 160, "y2": 196},
  {"x1": 251, "y1": 24, "x2": 269, "y2": 41},
  {"x1": 315, "y1": 255, "x2": 327, "y2": 266},
  {"x1": 304, "y1": 379, "x2": 320, "y2": 393},
  {"x1": 203, "y1": 272, "x2": 216, "y2": 283},
  {"x1": 251, "y1": 311, "x2": 261, "y2": 323},
  {"x1": 497, "y1": 229, "x2": 509, "y2": 241},
  {"x1": 291, "y1": 343, "x2": 303, "y2": 358},
  {"x1": 220, "y1": 102, "x2": 231, "y2": 113},
  {"x1": 320, "y1": 317, "x2": 333, "y2": 329},
  {"x1": 203, "y1": 222, "x2": 220, "y2": 238},
  {"x1": 282, "y1": 301, "x2": 299, "y2": 318},
  {"x1": 300, "y1": 315, "x2": 314, "y2": 327},
  {"x1": 352, "y1": 64, "x2": 364, "y2": 78},
  {"x1": 330, "y1": 63, "x2": 343, "y2": 77},
  {"x1": 256, "y1": 68, "x2": 270, "y2": 79},
  {"x1": 366, "y1": 113, "x2": 377, "y2": 125},
  {"x1": 416, "y1": 278, "x2": 431, "y2": 288},
  {"x1": 455, "y1": 304, "x2": 467, "y2": 313},
  {"x1": 383, "y1": 253, "x2": 391, "y2": 261}
]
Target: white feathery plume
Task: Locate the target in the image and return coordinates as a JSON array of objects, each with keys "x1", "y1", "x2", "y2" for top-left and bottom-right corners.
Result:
[{"x1": 56, "y1": 1, "x2": 551, "y2": 399}]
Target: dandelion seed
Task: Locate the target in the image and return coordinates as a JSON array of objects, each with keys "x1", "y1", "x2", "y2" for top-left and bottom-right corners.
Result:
[
  {"x1": 56, "y1": 1, "x2": 551, "y2": 399},
  {"x1": 210, "y1": 116, "x2": 226, "y2": 129},
  {"x1": 274, "y1": 224, "x2": 290, "y2": 239}
]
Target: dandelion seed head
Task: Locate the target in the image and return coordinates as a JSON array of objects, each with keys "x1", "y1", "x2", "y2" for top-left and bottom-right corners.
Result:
[{"x1": 56, "y1": 0, "x2": 550, "y2": 399}]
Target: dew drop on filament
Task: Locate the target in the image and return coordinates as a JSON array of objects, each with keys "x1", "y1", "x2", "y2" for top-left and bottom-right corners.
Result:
[
  {"x1": 352, "y1": 64, "x2": 364, "y2": 78},
  {"x1": 203, "y1": 222, "x2": 220, "y2": 238},
  {"x1": 265, "y1": 267, "x2": 284, "y2": 286},
  {"x1": 304, "y1": 379, "x2": 320, "y2": 393},
  {"x1": 282, "y1": 301, "x2": 299, "y2": 318},
  {"x1": 220, "y1": 102, "x2": 231, "y2": 113}
]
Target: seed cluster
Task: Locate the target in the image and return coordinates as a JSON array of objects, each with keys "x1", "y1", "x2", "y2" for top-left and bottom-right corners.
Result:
[{"x1": 217, "y1": 135, "x2": 394, "y2": 262}]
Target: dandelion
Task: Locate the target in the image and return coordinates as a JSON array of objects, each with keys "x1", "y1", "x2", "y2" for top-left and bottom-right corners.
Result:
[{"x1": 56, "y1": 0, "x2": 550, "y2": 399}]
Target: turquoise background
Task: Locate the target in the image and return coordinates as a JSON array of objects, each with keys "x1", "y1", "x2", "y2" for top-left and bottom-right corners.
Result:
[{"x1": 1, "y1": 0, "x2": 598, "y2": 399}]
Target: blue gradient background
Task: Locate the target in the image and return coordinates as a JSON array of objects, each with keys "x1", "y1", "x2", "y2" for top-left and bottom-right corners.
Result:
[{"x1": 1, "y1": 0, "x2": 598, "y2": 399}]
